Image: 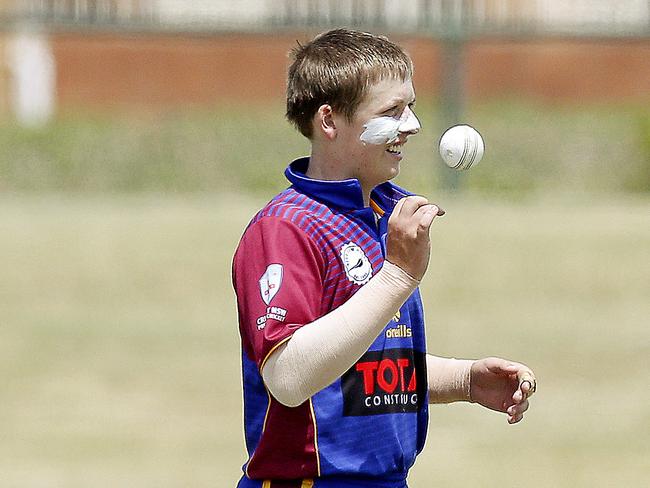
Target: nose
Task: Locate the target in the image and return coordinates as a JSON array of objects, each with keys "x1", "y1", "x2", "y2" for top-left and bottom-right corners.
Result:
[{"x1": 398, "y1": 106, "x2": 420, "y2": 135}]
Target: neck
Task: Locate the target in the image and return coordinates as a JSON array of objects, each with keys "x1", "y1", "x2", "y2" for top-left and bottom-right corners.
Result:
[{"x1": 308, "y1": 147, "x2": 372, "y2": 206}]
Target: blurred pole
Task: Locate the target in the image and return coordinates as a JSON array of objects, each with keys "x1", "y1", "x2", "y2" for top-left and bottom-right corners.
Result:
[
  {"x1": 352, "y1": 0, "x2": 364, "y2": 26},
  {"x1": 307, "y1": 0, "x2": 318, "y2": 26},
  {"x1": 418, "y1": 0, "x2": 432, "y2": 29},
  {"x1": 284, "y1": 0, "x2": 296, "y2": 25},
  {"x1": 7, "y1": 25, "x2": 56, "y2": 127},
  {"x1": 438, "y1": 0, "x2": 467, "y2": 192},
  {"x1": 373, "y1": 0, "x2": 385, "y2": 27},
  {"x1": 328, "y1": 0, "x2": 341, "y2": 24}
]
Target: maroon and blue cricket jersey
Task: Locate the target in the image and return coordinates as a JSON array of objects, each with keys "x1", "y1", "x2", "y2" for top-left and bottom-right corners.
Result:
[{"x1": 232, "y1": 158, "x2": 429, "y2": 488}]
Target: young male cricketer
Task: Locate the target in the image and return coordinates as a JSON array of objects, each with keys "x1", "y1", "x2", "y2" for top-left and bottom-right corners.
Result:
[{"x1": 232, "y1": 29, "x2": 537, "y2": 488}]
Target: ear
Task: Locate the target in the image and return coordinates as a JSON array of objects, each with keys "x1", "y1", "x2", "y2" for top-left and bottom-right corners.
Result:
[{"x1": 315, "y1": 104, "x2": 337, "y2": 140}]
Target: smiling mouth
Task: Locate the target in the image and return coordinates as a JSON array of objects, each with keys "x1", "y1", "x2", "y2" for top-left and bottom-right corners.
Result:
[{"x1": 386, "y1": 142, "x2": 404, "y2": 154}]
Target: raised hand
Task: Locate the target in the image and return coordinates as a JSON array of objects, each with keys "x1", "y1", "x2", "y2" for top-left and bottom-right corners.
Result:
[{"x1": 386, "y1": 196, "x2": 445, "y2": 280}]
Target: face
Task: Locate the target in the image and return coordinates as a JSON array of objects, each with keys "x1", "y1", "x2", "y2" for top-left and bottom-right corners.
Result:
[{"x1": 334, "y1": 77, "x2": 419, "y2": 191}]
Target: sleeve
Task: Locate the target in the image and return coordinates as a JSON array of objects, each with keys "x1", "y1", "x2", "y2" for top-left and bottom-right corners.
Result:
[{"x1": 232, "y1": 216, "x2": 326, "y2": 369}]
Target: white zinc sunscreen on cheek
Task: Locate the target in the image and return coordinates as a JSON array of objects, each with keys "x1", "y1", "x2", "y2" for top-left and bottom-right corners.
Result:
[
  {"x1": 359, "y1": 108, "x2": 421, "y2": 145},
  {"x1": 359, "y1": 117, "x2": 401, "y2": 145}
]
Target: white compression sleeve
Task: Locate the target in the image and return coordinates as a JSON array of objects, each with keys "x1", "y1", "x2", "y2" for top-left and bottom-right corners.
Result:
[
  {"x1": 426, "y1": 355, "x2": 474, "y2": 403},
  {"x1": 261, "y1": 261, "x2": 419, "y2": 407}
]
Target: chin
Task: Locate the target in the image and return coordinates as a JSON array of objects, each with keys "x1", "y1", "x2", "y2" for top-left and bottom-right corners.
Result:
[
  {"x1": 375, "y1": 167, "x2": 399, "y2": 187},
  {"x1": 364, "y1": 155, "x2": 400, "y2": 186}
]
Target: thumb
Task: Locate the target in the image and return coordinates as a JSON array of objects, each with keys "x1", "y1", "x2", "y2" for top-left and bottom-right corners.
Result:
[{"x1": 416, "y1": 204, "x2": 441, "y2": 232}]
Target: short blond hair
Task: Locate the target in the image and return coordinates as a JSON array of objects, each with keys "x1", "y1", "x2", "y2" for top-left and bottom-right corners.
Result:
[{"x1": 286, "y1": 28, "x2": 413, "y2": 139}]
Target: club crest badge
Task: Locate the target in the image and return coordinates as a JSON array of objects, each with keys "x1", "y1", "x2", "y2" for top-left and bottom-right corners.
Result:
[
  {"x1": 341, "y1": 242, "x2": 372, "y2": 285},
  {"x1": 259, "y1": 264, "x2": 283, "y2": 305}
]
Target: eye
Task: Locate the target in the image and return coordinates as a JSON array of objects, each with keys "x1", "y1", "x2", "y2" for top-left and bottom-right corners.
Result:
[{"x1": 382, "y1": 105, "x2": 399, "y2": 116}]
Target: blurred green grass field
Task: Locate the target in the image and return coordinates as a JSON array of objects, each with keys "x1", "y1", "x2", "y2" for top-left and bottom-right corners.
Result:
[
  {"x1": 1, "y1": 100, "x2": 648, "y2": 196},
  {"x1": 1, "y1": 193, "x2": 648, "y2": 487}
]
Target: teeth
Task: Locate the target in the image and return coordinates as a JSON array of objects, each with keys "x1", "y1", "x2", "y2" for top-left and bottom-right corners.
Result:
[{"x1": 387, "y1": 143, "x2": 402, "y2": 153}]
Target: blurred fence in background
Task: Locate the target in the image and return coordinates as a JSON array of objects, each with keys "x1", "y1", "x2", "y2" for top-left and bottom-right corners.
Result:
[
  {"x1": 271, "y1": 0, "x2": 650, "y2": 37},
  {"x1": 1, "y1": 0, "x2": 649, "y2": 37}
]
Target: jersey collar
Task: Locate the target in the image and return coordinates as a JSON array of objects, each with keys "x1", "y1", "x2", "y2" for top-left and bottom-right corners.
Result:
[{"x1": 285, "y1": 157, "x2": 413, "y2": 214}]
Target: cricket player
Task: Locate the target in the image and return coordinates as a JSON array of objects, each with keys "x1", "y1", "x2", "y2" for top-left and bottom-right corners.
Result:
[{"x1": 232, "y1": 28, "x2": 536, "y2": 488}]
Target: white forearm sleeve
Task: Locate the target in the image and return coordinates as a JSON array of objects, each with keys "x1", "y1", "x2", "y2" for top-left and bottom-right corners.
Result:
[
  {"x1": 262, "y1": 261, "x2": 419, "y2": 407},
  {"x1": 426, "y1": 355, "x2": 473, "y2": 403}
]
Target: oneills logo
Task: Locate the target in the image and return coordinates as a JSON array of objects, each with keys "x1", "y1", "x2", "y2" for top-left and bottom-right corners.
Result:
[
  {"x1": 386, "y1": 324, "x2": 412, "y2": 338},
  {"x1": 340, "y1": 242, "x2": 372, "y2": 285},
  {"x1": 387, "y1": 311, "x2": 411, "y2": 338}
]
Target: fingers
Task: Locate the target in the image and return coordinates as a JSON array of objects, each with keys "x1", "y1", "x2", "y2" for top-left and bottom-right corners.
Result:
[
  {"x1": 389, "y1": 196, "x2": 445, "y2": 242},
  {"x1": 476, "y1": 357, "x2": 536, "y2": 425},
  {"x1": 398, "y1": 195, "x2": 429, "y2": 217},
  {"x1": 427, "y1": 203, "x2": 445, "y2": 217},
  {"x1": 507, "y1": 398, "x2": 529, "y2": 424},
  {"x1": 389, "y1": 196, "x2": 408, "y2": 222},
  {"x1": 509, "y1": 367, "x2": 536, "y2": 425},
  {"x1": 484, "y1": 359, "x2": 536, "y2": 398},
  {"x1": 484, "y1": 357, "x2": 520, "y2": 375},
  {"x1": 394, "y1": 196, "x2": 445, "y2": 219},
  {"x1": 386, "y1": 196, "x2": 445, "y2": 281},
  {"x1": 391, "y1": 196, "x2": 427, "y2": 224},
  {"x1": 392, "y1": 196, "x2": 445, "y2": 233},
  {"x1": 414, "y1": 204, "x2": 441, "y2": 231},
  {"x1": 517, "y1": 370, "x2": 537, "y2": 399},
  {"x1": 508, "y1": 413, "x2": 525, "y2": 424}
]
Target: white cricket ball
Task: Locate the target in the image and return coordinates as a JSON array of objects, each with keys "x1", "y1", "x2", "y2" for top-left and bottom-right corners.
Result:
[{"x1": 438, "y1": 124, "x2": 485, "y2": 170}]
